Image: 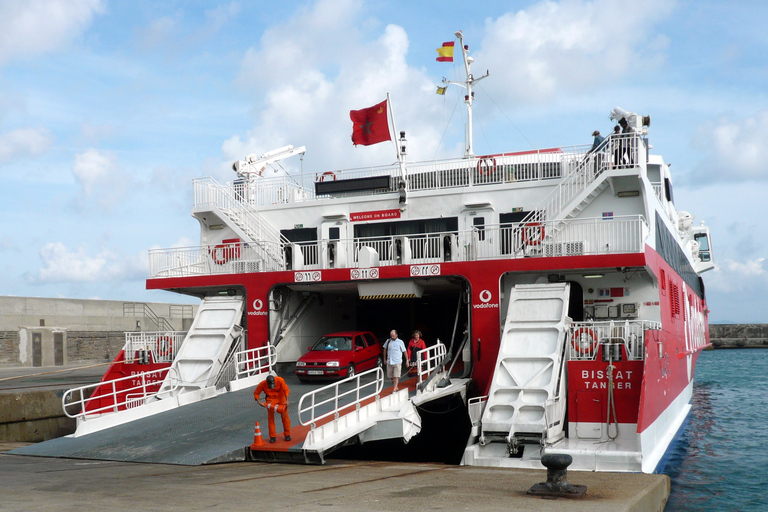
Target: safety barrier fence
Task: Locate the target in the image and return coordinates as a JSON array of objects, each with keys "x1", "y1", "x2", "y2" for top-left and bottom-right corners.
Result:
[
  {"x1": 124, "y1": 331, "x2": 186, "y2": 364},
  {"x1": 298, "y1": 367, "x2": 384, "y2": 428},
  {"x1": 62, "y1": 367, "x2": 179, "y2": 419},
  {"x1": 566, "y1": 320, "x2": 662, "y2": 361},
  {"x1": 149, "y1": 215, "x2": 648, "y2": 278}
]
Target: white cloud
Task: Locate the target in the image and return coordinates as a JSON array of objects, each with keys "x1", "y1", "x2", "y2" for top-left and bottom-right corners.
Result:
[
  {"x1": 0, "y1": 0, "x2": 104, "y2": 66},
  {"x1": 0, "y1": 127, "x2": 53, "y2": 163},
  {"x1": 72, "y1": 148, "x2": 131, "y2": 210},
  {"x1": 28, "y1": 242, "x2": 145, "y2": 284},
  {"x1": 706, "y1": 258, "x2": 766, "y2": 294},
  {"x1": 693, "y1": 111, "x2": 768, "y2": 183},
  {"x1": 477, "y1": 0, "x2": 675, "y2": 104},
  {"x1": 228, "y1": 1, "x2": 448, "y2": 171}
]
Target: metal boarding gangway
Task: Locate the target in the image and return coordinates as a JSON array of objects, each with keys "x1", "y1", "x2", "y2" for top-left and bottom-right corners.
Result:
[
  {"x1": 62, "y1": 367, "x2": 181, "y2": 420},
  {"x1": 295, "y1": 342, "x2": 468, "y2": 462},
  {"x1": 63, "y1": 344, "x2": 276, "y2": 437}
]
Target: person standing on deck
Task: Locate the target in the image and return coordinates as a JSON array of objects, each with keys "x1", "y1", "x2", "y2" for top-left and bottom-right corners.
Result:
[
  {"x1": 254, "y1": 374, "x2": 291, "y2": 443},
  {"x1": 383, "y1": 329, "x2": 407, "y2": 391}
]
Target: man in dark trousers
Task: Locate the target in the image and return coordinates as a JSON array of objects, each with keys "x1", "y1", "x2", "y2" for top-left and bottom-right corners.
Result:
[{"x1": 254, "y1": 374, "x2": 291, "y2": 443}]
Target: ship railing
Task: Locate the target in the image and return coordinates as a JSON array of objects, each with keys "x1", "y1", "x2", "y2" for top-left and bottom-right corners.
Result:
[
  {"x1": 233, "y1": 345, "x2": 276, "y2": 380},
  {"x1": 520, "y1": 133, "x2": 646, "y2": 226},
  {"x1": 219, "y1": 146, "x2": 593, "y2": 207},
  {"x1": 124, "y1": 331, "x2": 187, "y2": 364},
  {"x1": 297, "y1": 366, "x2": 384, "y2": 429},
  {"x1": 62, "y1": 367, "x2": 179, "y2": 419},
  {"x1": 193, "y1": 177, "x2": 288, "y2": 264},
  {"x1": 468, "y1": 395, "x2": 488, "y2": 426},
  {"x1": 148, "y1": 215, "x2": 649, "y2": 278},
  {"x1": 566, "y1": 320, "x2": 662, "y2": 361},
  {"x1": 651, "y1": 182, "x2": 663, "y2": 203},
  {"x1": 148, "y1": 241, "x2": 283, "y2": 278}
]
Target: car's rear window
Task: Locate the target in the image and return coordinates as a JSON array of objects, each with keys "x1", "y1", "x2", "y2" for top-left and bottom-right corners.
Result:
[{"x1": 363, "y1": 332, "x2": 378, "y2": 347}]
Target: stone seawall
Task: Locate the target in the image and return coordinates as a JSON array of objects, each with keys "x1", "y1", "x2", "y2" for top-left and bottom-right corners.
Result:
[
  {"x1": 709, "y1": 324, "x2": 768, "y2": 349},
  {"x1": 0, "y1": 330, "x2": 127, "y2": 366}
]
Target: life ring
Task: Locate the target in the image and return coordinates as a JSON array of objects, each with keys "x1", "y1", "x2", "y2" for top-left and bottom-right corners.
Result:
[
  {"x1": 521, "y1": 222, "x2": 545, "y2": 245},
  {"x1": 318, "y1": 171, "x2": 337, "y2": 182},
  {"x1": 157, "y1": 336, "x2": 173, "y2": 356},
  {"x1": 477, "y1": 157, "x2": 497, "y2": 175},
  {"x1": 210, "y1": 245, "x2": 227, "y2": 265},
  {"x1": 571, "y1": 328, "x2": 598, "y2": 354}
]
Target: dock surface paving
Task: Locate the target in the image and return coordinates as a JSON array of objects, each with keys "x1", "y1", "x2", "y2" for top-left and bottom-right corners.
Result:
[{"x1": 1, "y1": 443, "x2": 668, "y2": 512}]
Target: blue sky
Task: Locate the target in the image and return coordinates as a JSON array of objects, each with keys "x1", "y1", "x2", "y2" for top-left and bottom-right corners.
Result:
[{"x1": 0, "y1": 0, "x2": 766, "y2": 323}]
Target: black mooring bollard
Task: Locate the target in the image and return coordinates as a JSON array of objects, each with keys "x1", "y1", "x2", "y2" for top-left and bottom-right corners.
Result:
[{"x1": 526, "y1": 453, "x2": 587, "y2": 498}]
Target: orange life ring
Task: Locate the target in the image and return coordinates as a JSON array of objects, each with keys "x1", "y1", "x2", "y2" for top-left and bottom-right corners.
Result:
[
  {"x1": 477, "y1": 157, "x2": 497, "y2": 175},
  {"x1": 521, "y1": 222, "x2": 545, "y2": 245},
  {"x1": 571, "y1": 328, "x2": 598, "y2": 354},
  {"x1": 157, "y1": 336, "x2": 173, "y2": 356},
  {"x1": 318, "y1": 171, "x2": 337, "y2": 182}
]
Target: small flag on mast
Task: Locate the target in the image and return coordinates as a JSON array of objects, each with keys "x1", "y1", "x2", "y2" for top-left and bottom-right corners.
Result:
[
  {"x1": 350, "y1": 99, "x2": 391, "y2": 146},
  {"x1": 436, "y1": 86, "x2": 447, "y2": 95},
  {"x1": 436, "y1": 41, "x2": 454, "y2": 62}
]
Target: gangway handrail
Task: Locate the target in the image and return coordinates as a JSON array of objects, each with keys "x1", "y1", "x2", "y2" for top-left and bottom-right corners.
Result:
[
  {"x1": 62, "y1": 367, "x2": 179, "y2": 419},
  {"x1": 298, "y1": 367, "x2": 384, "y2": 428},
  {"x1": 234, "y1": 345, "x2": 276, "y2": 379},
  {"x1": 415, "y1": 341, "x2": 448, "y2": 391}
]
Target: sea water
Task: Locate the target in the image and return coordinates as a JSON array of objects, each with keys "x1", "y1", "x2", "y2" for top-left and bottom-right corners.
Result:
[{"x1": 663, "y1": 349, "x2": 768, "y2": 511}]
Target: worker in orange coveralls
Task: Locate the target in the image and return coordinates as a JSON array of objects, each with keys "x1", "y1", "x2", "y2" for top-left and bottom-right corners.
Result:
[{"x1": 254, "y1": 374, "x2": 291, "y2": 443}]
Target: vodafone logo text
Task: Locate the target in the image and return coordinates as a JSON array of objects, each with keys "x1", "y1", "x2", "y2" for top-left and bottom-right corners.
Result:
[{"x1": 473, "y1": 289, "x2": 499, "y2": 309}]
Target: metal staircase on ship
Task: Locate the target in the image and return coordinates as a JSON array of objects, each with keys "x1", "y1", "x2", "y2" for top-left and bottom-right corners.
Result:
[{"x1": 462, "y1": 283, "x2": 571, "y2": 468}]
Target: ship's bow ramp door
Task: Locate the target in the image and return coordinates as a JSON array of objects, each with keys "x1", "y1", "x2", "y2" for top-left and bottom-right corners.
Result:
[
  {"x1": 480, "y1": 283, "x2": 570, "y2": 449},
  {"x1": 157, "y1": 296, "x2": 244, "y2": 397}
]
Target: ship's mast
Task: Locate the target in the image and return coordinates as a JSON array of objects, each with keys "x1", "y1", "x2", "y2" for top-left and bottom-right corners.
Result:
[{"x1": 442, "y1": 31, "x2": 489, "y2": 158}]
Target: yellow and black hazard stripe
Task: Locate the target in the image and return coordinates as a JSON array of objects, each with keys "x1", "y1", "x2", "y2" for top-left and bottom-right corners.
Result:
[{"x1": 359, "y1": 294, "x2": 418, "y2": 300}]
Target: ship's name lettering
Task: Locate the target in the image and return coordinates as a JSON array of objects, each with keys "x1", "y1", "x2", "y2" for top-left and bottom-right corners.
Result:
[{"x1": 581, "y1": 370, "x2": 634, "y2": 390}]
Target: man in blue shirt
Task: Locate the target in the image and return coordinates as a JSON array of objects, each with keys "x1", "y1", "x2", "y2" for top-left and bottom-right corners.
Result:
[{"x1": 383, "y1": 329, "x2": 407, "y2": 391}]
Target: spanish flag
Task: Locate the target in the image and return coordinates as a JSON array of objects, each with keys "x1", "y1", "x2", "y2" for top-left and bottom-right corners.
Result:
[
  {"x1": 436, "y1": 41, "x2": 454, "y2": 62},
  {"x1": 436, "y1": 86, "x2": 447, "y2": 95}
]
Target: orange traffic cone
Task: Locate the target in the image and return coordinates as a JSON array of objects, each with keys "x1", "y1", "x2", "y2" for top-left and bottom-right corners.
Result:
[{"x1": 250, "y1": 421, "x2": 265, "y2": 449}]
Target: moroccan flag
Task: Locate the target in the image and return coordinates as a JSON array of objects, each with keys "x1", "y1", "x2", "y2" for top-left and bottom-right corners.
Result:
[
  {"x1": 350, "y1": 99, "x2": 391, "y2": 146},
  {"x1": 436, "y1": 41, "x2": 454, "y2": 62}
]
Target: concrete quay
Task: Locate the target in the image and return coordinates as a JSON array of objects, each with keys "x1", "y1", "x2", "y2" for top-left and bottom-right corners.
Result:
[{"x1": 0, "y1": 444, "x2": 669, "y2": 512}]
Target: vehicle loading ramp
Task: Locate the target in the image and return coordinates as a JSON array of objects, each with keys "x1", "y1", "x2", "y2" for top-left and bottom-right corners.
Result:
[{"x1": 10, "y1": 374, "x2": 469, "y2": 466}]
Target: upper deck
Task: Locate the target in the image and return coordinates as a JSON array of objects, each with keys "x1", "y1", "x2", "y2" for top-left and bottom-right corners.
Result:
[{"x1": 149, "y1": 132, "x2": 672, "y2": 280}]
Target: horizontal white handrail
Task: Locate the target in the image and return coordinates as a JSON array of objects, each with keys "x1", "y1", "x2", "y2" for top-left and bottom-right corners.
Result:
[
  {"x1": 149, "y1": 215, "x2": 649, "y2": 278},
  {"x1": 298, "y1": 367, "x2": 384, "y2": 428},
  {"x1": 234, "y1": 345, "x2": 276, "y2": 380},
  {"x1": 566, "y1": 320, "x2": 662, "y2": 361},
  {"x1": 62, "y1": 367, "x2": 179, "y2": 419},
  {"x1": 124, "y1": 331, "x2": 186, "y2": 364},
  {"x1": 217, "y1": 147, "x2": 591, "y2": 207}
]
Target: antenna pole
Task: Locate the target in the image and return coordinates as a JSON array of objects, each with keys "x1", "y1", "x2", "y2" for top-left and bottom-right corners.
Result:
[{"x1": 443, "y1": 31, "x2": 489, "y2": 158}]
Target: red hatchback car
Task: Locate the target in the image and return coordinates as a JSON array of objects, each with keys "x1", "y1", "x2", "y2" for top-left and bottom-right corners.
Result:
[{"x1": 295, "y1": 331, "x2": 383, "y2": 382}]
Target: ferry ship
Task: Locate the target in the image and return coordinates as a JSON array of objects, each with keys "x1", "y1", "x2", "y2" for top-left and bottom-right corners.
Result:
[{"x1": 50, "y1": 32, "x2": 713, "y2": 473}]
